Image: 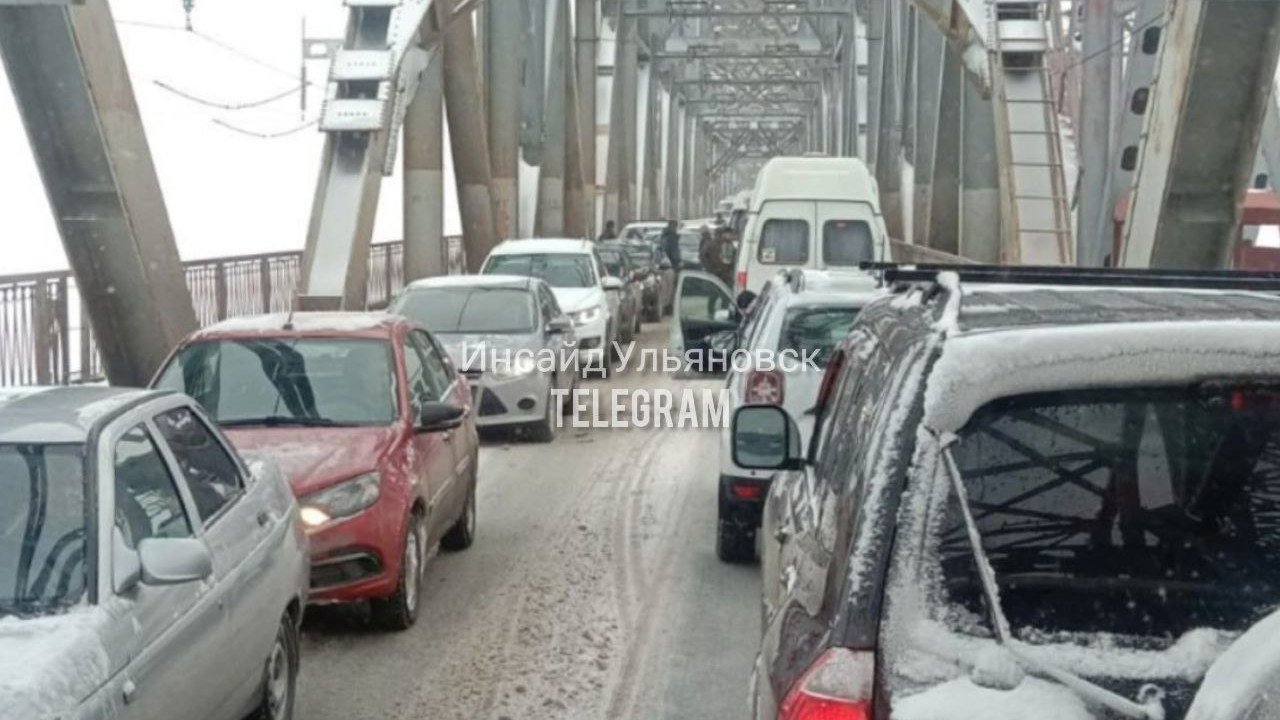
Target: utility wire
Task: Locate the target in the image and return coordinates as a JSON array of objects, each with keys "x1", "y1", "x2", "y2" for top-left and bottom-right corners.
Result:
[
  {"x1": 153, "y1": 79, "x2": 301, "y2": 111},
  {"x1": 191, "y1": 30, "x2": 307, "y2": 83},
  {"x1": 1059, "y1": 14, "x2": 1165, "y2": 74},
  {"x1": 212, "y1": 117, "x2": 318, "y2": 139}
]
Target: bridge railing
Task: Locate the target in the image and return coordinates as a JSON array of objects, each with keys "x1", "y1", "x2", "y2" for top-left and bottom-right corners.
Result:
[{"x1": 0, "y1": 238, "x2": 464, "y2": 387}]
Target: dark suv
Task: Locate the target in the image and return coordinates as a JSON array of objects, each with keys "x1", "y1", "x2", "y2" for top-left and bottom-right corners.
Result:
[{"x1": 735, "y1": 266, "x2": 1280, "y2": 720}]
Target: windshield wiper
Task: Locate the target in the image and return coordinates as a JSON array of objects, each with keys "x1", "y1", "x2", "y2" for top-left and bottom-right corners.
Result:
[
  {"x1": 940, "y1": 437, "x2": 1167, "y2": 720},
  {"x1": 220, "y1": 416, "x2": 346, "y2": 428}
]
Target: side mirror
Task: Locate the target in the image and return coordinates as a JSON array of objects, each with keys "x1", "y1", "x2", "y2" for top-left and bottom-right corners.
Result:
[
  {"x1": 732, "y1": 406, "x2": 805, "y2": 471},
  {"x1": 418, "y1": 401, "x2": 466, "y2": 433},
  {"x1": 547, "y1": 316, "x2": 573, "y2": 335},
  {"x1": 138, "y1": 537, "x2": 214, "y2": 587},
  {"x1": 736, "y1": 291, "x2": 758, "y2": 312},
  {"x1": 602, "y1": 276, "x2": 624, "y2": 292},
  {"x1": 112, "y1": 526, "x2": 142, "y2": 594}
]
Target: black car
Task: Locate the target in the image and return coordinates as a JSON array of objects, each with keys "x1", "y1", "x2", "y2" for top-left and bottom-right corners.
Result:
[
  {"x1": 737, "y1": 266, "x2": 1280, "y2": 720},
  {"x1": 595, "y1": 243, "x2": 644, "y2": 342},
  {"x1": 615, "y1": 240, "x2": 674, "y2": 321}
]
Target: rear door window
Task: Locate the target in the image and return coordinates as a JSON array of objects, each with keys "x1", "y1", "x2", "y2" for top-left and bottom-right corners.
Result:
[
  {"x1": 779, "y1": 307, "x2": 861, "y2": 369},
  {"x1": 822, "y1": 220, "x2": 875, "y2": 266},
  {"x1": 759, "y1": 220, "x2": 810, "y2": 264}
]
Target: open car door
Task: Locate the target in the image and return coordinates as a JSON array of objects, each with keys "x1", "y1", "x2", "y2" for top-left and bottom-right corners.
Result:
[{"x1": 670, "y1": 271, "x2": 738, "y2": 373}]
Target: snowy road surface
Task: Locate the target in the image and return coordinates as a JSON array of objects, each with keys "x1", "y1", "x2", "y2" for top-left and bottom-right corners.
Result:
[{"x1": 295, "y1": 322, "x2": 761, "y2": 720}]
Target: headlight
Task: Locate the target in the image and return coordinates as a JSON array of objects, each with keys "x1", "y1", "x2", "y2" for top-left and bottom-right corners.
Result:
[
  {"x1": 299, "y1": 472, "x2": 381, "y2": 528},
  {"x1": 571, "y1": 306, "x2": 603, "y2": 327},
  {"x1": 489, "y1": 355, "x2": 538, "y2": 380}
]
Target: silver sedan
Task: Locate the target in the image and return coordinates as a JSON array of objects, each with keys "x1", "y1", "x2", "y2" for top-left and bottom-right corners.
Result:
[
  {"x1": 0, "y1": 387, "x2": 309, "y2": 720},
  {"x1": 389, "y1": 275, "x2": 578, "y2": 442}
]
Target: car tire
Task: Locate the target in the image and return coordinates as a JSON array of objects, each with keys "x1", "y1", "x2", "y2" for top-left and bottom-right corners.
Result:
[
  {"x1": 371, "y1": 512, "x2": 425, "y2": 631},
  {"x1": 441, "y1": 482, "x2": 476, "y2": 551},
  {"x1": 526, "y1": 391, "x2": 557, "y2": 443},
  {"x1": 252, "y1": 614, "x2": 299, "y2": 720},
  {"x1": 716, "y1": 517, "x2": 755, "y2": 564}
]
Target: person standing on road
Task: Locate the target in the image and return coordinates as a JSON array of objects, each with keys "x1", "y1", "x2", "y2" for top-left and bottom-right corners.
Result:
[
  {"x1": 700, "y1": 224, "x2": 736, "y2": 288},
  {"x1": 598, "y1": 220, "x2": 618, "y2": 242},
  {"x1": 660, "y1": 220, "x2": 682, "y2": 271}
]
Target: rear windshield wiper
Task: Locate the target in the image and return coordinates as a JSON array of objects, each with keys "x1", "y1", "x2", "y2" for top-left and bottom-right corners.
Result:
[
  {"x1": 940, "y1": 437, "x2": 1167, "y2": 720},
  {"x1": 220, "y1": 417, "x2": 345, "y2": 428}
]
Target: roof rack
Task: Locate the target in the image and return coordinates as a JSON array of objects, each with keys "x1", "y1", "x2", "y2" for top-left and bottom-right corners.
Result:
[{"x1": 858, "y1": 263, "x2": 1280, "y2": 291}]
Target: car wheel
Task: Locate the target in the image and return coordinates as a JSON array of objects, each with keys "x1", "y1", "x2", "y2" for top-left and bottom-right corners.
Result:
[
  {"x1": 253, "y1": 614, "x2": 299, "y2": 720},
  {"x1": 526, "y1": 390, "x2": 557, "y2": 443},
  {"x1": 371, "y1": 512, "x2": 425, "y2": 630},
  {"x1": 441, "y1": 483, "x2": 476, "y2": 551},
  {"x1": 716, "y1": 516, "x2": 756, "y2": 564}
]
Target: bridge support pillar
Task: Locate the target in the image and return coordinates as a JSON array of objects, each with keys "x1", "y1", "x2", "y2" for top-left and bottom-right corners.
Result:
[
  {"x1": 0, "y1": 0, "x2": 196, "y2": 386},
  {"x1": 404, "y1": 31, "x2": 447, "y2": 281}
]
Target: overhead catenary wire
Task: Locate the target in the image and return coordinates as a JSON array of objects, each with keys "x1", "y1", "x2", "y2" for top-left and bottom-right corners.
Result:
[
  {"x1": 153, "y1": 79, "x2": 302, "y2": 111},
  {"x1": 211, "y1": 117, "x2": 318, "y2": 139}
]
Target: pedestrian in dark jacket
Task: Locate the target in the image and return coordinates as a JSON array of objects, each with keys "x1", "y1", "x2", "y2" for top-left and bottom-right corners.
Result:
[
  {"x1": 660, "y1": 220, "x2": 682, "y2": 269},
  {"x1": 598, "y1": 220, "x2": 618, "y2": 242}
]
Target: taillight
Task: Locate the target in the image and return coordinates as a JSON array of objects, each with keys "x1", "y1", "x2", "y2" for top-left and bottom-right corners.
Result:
[
  {"x1": 737, "y1": 270, "x2": 748, "y2": 293},
  {"x1": 778, "y1": 648, "x2": 875, "y2": 720},
  {"x1": 730, "y1": 482, "x2": 764, "y2": 500},
  {"x1": 745, "y1": 369, "x2": 785, "y2": 405}
]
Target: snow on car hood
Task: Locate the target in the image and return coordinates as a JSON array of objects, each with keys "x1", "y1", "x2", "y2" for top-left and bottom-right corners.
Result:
[
  {"x1": 0, "y1": 606, "x2": 113, "y2": 718},
  {"x1": 434, "y1": 333, "x2": 541, "y2": 370},
  {"x1": 225, "y1": 426, "x2": 397, "y2": 497},
  {"x1": 552, "y1": 287, "x2": 604, "y2": 314}
]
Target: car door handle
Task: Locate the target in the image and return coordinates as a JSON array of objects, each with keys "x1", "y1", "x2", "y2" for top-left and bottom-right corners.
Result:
[
  {"x1": 257, "y1": 510, "x2": 271, "y2": 527},
  {"x1": 122, "y1": 679, "x2": 137, "y2": 705},
  {"x1": 774, "y1": 526, "x2": 791, "y2": 544}
]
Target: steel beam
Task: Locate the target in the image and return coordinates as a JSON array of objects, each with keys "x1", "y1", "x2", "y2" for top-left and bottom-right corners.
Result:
[
  {"x1": 1121, "y1": 0, "x2": 1280, "y2": 269},
  {"x1": 911, "y1": 17, "x2": 944, "y2": 245},
  {"x1": 564, "y1": 4, "x2": 589, "y2": 239},
  {"x1": 0, "y1": 0, "x2": 196, "y2": 385},
  {"x1": 576, "y1": 0, "x2": 598, "y2": 236},
  {"x1": 404, "y1": 28, "x2": 447, "y2": 280},
  {"x1": 537, "y1": 0, "x2": 569, "y2": 236},
  {"x1": 960, "y1": 74, "x2": 1001, "y2": 263},
  {"x1": 872, "y1": 0, "x2": 904, "y2": 238},
  {"x1": 439, "y1": 0, "x2": 499, "y2": 271},
  {"x1": 926, "y1": 45, "x2": 962, "y2": 254},
  {"x1": 486, "y1": 0, "x2": 523, "y2": 239},
  {"x1": 1077, "y1": 0, "x2": 1114, "y2": 266}
]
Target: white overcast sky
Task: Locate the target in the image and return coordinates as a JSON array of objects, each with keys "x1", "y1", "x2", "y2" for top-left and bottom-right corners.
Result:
[{"x1": 0, "y1": 0, "x2": 461, "y2": 275}]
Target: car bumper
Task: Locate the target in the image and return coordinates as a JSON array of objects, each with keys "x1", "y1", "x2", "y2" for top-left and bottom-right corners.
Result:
[
  {"x1": 719, "y1": 473, "x2": 772, "y2": 528},
  {"x1": 573, "y1": 315, "x2": 610, "y2": 365},
  {"x1": 467, "y1": 373, "x2": 552, "y2": 427},
  {"x1": 306, "y1": 504, "x2": 405, "y2": 603}
]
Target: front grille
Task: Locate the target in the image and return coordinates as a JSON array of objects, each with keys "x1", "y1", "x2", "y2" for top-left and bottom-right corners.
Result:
[
  {"x1": 478, "y1": 388, "x2": 508, "y2": 417},
  {"x1": 311, "y1": 551, "x2": 382, "y2": 589}
]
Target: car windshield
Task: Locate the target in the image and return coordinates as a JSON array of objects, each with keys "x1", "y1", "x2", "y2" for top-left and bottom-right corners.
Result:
[
  {"x1": 939, "y1": 384, "x2": 1280, "y2": 641},
  {"x1": 0, "y1": 444, "x2": 87, "y2": 616},
  {"x1": 484, "y1": 253, "x2": 595, "y2": 289},
  {"x1": 394, "y1": 287, "x2": 537, "y2": 334},
  {"x1": 778, "y1": 307, "x2": 860, "y2": 369},
  {"x1": 155, "y1": 339, "x2": 398, "y2": 426}
]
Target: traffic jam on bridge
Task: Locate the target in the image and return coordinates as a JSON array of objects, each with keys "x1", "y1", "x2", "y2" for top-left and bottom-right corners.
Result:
[{"x1": 4, "y1": 0, "x2": 1280, "y2": 719}]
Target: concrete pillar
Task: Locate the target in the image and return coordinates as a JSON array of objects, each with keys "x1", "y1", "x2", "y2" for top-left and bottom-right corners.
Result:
[
  {"x1": 575, "y1": 0, "x2": 598, "y2": 237},
  {"x1": 665, "y1": 93, "x2": 681, "y2": 217},
  {"x1": 0, "y1": 0, "x2": 195, "y2": 385},
  {"x1": 1077, "y1": 0, "x2": 1113, "y2": 265},
  {"x1": 873, "y1": 0, "x2": 903, "y2": 239},
  {"x1": 485, "y1": 0, "x2": 522, "y2": 240},
  {"x1": 603, "y1": 13, "x2": 629, "y2": 229},
  {"x1": 641, "y1": 70, "x2": 662, "y2": 220},
  {"x1": 404, "y1": 40, "x2": 446, "y2": 280},
  {"x1": 564, "y1": 7, "x2": 589, "y2": 239},
  {"x1": 926, "y1": 48, "x2": 962, "y2": 255},
  {"x1": 911, "y1": 20, "x2": 944, "y2": 246},
  {"x1": 438, "y1": 0, "x2": 498, "y2": 271},
  {"x1": 865, "y1": 0, "x2": 885, "y2": 165},
  {"x1": 536, "y1": 0, "x2": 568, "y2": 237},
  {"x1": 960, "y1": 77, "x2": 1002, "y2": 263}
]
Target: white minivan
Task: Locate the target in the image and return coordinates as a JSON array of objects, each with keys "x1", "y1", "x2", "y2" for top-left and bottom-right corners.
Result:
[{"x1": 734, "y1": 156, "x2": 889, "y2": 297}]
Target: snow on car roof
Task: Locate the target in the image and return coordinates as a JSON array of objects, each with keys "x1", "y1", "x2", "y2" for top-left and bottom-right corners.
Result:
[
  {"x1": 403, "y1": 274, "x2": 537, "y2": 291},
  {"x1": 486, "y1": 238, "x2": 595, "y2": 256},
  {"x1": 197, "y1": 312, "x2": 400, "y2": 338},
  {"x1": 924, "y1": 319, "x2": 1280, "y2": 434},
  {"x1": 0, "y1": 386, "x2": 159, "y2": 443}
]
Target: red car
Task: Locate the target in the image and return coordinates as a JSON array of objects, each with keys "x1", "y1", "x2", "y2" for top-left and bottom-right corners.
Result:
[{"x1": 153, "y1": 312, "x2": 479, "y2": 630}]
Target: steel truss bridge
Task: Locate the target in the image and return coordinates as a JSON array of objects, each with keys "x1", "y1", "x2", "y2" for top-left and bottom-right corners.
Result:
[{"x1": 2, "y1": 0, "x2": 1280, "y2": 385}]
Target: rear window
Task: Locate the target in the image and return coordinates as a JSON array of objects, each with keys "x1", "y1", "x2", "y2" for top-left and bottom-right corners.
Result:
[
  {"x1": 393, "y1": 287, "x2": 537, "y2": 334},
  {"x1": 822, "y1": 220, "x2": 874, "y2": 266},
  {"x1": 778, "y1": 307, "x2": 860, "y2": 369},
  {"x1": 941, "y1": 385, "x2": 1280, "y2": 640},
  {"x1": 758, "y1": 219, "x2": 809, "y2": 264},
  {"x1": 483, "y1": 253, "x2": 596, "y2": 289}
]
